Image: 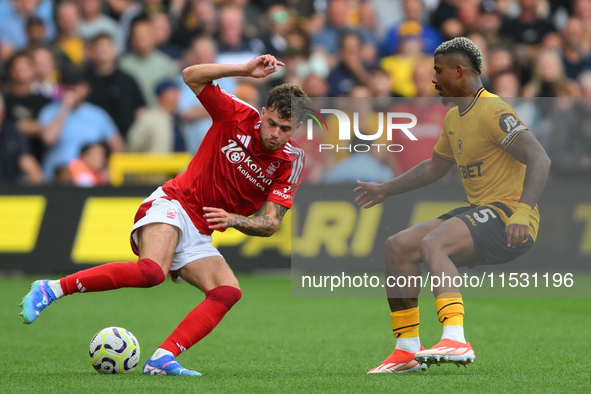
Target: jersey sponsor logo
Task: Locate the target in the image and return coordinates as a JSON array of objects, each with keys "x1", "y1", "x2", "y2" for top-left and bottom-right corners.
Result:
[
  {"x1": 237, "y1": 134, "x2": 251, "y2": 148},
  {"x1": 458, "y1": 161, "x2": 483, "y2": 179},
  {"x1": 221, "y1": 139, "x2": 273, "y2": 190},
  {"x1": 273, "y1": 189, "x2": 292, "y2": 200},
  {"x1": 457, "y1": 139, "x2": 463, "y2": 154},
  {"x1": 465, "y1": 214, "x2": 477, "y2": 226},
  {"x1": 448, "y1": 130, "x2": 454, "y2": 135},
  {"x1": 500, "y1": 114, "x2": 527, "y2": 148},
  {"x1": 221, "y1": 139, "x2": 247, "y2": 163},
  {"x1": 499, "y1": 113, "x2": 524, "y2": 133}
]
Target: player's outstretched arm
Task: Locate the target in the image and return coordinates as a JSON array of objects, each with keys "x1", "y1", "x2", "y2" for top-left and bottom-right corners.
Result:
[
  {"x1": 355, "y1": 154, "x2": 455, "y2": 208},
  {"x1": 182, "y1": 55, "x2": 285, "y2": 96},
  {"x1": 203, "y1": 201, "x2": 288, "y2": 237},
  {"x1": 505, "y1": 130, "x2": 551, "y2": 248}
]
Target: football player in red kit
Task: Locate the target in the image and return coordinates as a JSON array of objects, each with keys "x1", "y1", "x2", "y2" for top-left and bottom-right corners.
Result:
[{"x1": 20, "y1": 54, "x2": 310, "y2": 376}]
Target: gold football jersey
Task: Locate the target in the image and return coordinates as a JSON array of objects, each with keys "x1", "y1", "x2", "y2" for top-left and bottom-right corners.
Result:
[{"x1": 433, "y1": 88, "x2": 540, "y2": 241}]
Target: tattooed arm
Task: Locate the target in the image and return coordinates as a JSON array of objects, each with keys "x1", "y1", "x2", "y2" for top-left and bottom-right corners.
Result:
[{"x1": 203, "y1": 201, "x2": 288, "y2": 237}]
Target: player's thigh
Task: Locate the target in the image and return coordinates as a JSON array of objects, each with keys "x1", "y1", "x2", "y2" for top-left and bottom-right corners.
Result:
[
  {"x1": 177, "y1": 255, "x2": 240, "y2": 293},
  {"x1": 388, "y1": 218, "x2": 446, "y2": 263},
  {"x1": 420, "y1": 217, "x2": 479, "y2": 262},
  {"x1": 137, "y1": 222, "x2": 179, "y2": 274}
]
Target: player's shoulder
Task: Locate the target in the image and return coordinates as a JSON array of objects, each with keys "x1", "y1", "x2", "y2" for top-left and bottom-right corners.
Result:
[
  {"x1": 443, "y1": 105, "x2": 459, "y2": 121},
  {"x1": 276, "y1": 139, "x2": 304, "y2": 161},
  {"x1": 478, "y1": 90, "x2": 515, "y2": 115}
]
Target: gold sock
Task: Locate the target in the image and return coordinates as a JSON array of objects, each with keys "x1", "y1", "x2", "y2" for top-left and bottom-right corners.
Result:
[
  {"x1": 435, "y1": 292, "x2": 464, "y2": 327},
  {"x1": 390, "y1": 307, "x2": 419, "y2": 338}
]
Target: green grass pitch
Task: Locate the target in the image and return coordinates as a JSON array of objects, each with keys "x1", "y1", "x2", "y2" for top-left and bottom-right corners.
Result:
[{"x1": 3, "y1": 275, "x2": 590, "y2": 393}]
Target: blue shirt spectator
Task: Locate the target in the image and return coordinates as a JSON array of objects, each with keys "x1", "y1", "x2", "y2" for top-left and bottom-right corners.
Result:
[
  {"x1": 39, "y1": 101, "x2": 117, "y2": 180},
  {"x1": 0, "y1": 0, "x2": 56, "y2": 54}
]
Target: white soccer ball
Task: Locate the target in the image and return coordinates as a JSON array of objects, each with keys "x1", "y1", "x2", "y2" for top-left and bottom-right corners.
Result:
[{"x1": 89, "y1": 327, "x2": 140, "y2": 374}]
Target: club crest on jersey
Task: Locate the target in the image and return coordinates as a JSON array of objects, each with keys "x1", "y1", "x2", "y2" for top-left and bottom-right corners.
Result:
[
  {"x1": 265, "y1": 160, "x2": 281, "y2": 176},
  {"x1": 221, "y1": 139, "x2": 246, "y2": 163}
]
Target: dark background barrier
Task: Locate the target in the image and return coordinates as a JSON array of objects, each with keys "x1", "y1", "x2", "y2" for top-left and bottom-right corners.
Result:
[{"x1": 1, "y1": 180, "x2": 590, "y2": 274}]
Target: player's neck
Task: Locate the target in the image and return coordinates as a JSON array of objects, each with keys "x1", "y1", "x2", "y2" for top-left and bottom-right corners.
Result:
[{"x1": 456, "y1": 83, "x2": 484, "y2": 113}]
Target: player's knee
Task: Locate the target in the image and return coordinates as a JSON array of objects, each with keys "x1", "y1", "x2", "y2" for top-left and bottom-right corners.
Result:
[
  {"x1": 206, "y1": 285, "x2": 242, "y2": 310},
  {"x1": 418, "y1": 236, "x2": 440, "y2": 261},
  {"x1": 385, "y1": 233, "x2": 411, "y2": 266},
  {"x1": 137, "y1": 258, "x2": 166, "y2": 287}
]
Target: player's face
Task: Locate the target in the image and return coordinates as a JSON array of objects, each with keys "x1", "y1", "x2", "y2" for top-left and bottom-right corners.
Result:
[
  {"x1": 259, "y1": 107, "x2": 293, "y2": 152},
  {"x1": 432, "y1": 54, "x2": 459, "y2": 98}
]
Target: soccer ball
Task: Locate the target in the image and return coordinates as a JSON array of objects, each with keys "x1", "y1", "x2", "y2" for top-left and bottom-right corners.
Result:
[{"x1": 89, "y1": 327, "x2": 140, "y2": 374}]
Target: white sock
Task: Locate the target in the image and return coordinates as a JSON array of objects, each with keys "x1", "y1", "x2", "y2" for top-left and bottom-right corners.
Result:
[
  {"x1": 395, "y1": 337, "x2": 421, "y2": 353},
  {"x1": 48, "y1": 280, "x2": 64, "y2": 298},
  {"x1": 152, "y1": 348, "x2": 174, "y2": 360},
  {"x1": 441, "y1": 325, "x2": 466, "y2": 343}
]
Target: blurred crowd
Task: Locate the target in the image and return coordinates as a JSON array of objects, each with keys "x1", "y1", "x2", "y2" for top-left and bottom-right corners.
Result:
[{"x1": 0, "y1": 0, "x2": 590, "y2": 187}]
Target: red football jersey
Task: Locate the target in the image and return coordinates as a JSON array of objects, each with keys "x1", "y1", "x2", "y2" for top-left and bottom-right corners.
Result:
[{"x1": 162, "y1": 81, "x2": 304, "y2": 235}]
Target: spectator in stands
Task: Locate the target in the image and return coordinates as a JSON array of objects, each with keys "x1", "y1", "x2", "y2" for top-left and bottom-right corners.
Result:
[
  {"x1": 127, "y1": 79, "x2": 185, "y2": 153},
  {"x1": 38, "y1": 71, "x2": 124, "y2": 181},
  {"x1": 30, "y1": 46, "x2": 60, "y2": 99},
  {"x1": 24, "y1": 16, "x2": 48, "y2": 53},
  {"x1": 456, "y1": 0, "x2": 481, "y2": 35},
  {"x1": 151, "y1": 12, "x2": 183, "y2": 61},
  {"x1": 3, "y1": 51, "x2": 51, "y2": 162},
  {"x1": 0, "y1": 0, "x2": 56, "y2": 61},
  {"x1": 487, "y1": 45, "x2": 517, "y2": 79},
  {"x1": 0, "y1": 93, "x2": 44, "y2": 184},
  {"x1": 120, "y1": 18, "x2": 179, "y2": 107},
  {"x1": 546, "y1": 90, "x2": 591, "y2": 178},
  {"x1": 368, "y1": 68, "x2": 397, "y2": 113},
  {"x1": 523, "y1": 49, "x2": 570, "y2": 97},
  {"x1": 561, "y1": 17, "x2": 591, "y2": 80},
  {"x1": 170, "y1": 0, "x2": 219, "y2": 49},
  {"x1": 574, "y1": 0, "x2": 591, "y2": 51},
  {"x1": 270, "y1": 47, "x2": 307, "y2": 87},
  {"x1": 118, "y1": 0, "x2": 165, "y2": 49},
  {"x1": 69, "y1": 142, "x2": 109, "y2": 187},
  {"x1": 216, "y1": 5, "x2": 264, "y2": 65},
  {"x1": 311, "y1": 0, "x2": 375, "y2": 67},
  {"x1": 500, "y1": 0, "x2": 556, "y2": 47},
  {"x1": 77, "y1": 0, "x2": 121, "y2": 52},
  {"x1": 478, "y1": 0, "x2": 504, "y2": 45},
  {"x1": 430, "y1": 0, "x2": 464, "y2": 40},
  {"x1": 382, "y1": 0, "x2": 443, "y2": 56},
  {"x1": 380, "y1": 22, "x2": 428, "y2": 97},
  {"x1": 50, "y1": 0, "x2": 85, "y2": 71},
  {"x1": 177, "y1": 35, "x2": 235, "y2": 153},
  {"x1": 327, "y1": 31, "x2": 371, "y2": 97},
  {"x1": 260, "y1": 4, "x2": 293, "y2": 57},
  {"x1": 86, "y1": 33, "x2": 146, "y2": 139},
  {"x1": 302, "y1": 73, "x2": 329, "y2": 98},
  {"x1": 225, "y1": 0, "x2": 264, "y2": 40}
]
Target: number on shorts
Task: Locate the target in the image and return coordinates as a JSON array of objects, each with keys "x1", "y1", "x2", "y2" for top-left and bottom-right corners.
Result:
[{"x1": 473, "y1": 208, "x2": 497, "y2": 223}]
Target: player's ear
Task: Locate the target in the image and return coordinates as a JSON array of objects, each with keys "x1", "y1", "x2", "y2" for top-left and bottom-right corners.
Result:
[{"x1": 261, "y1": 107, "x2": 266, "y2": 116}]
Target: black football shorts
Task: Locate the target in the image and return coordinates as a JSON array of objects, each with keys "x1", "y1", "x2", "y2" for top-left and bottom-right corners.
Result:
[{"x1": 438, "y1": 202, "x2": 534, "y2": 268}]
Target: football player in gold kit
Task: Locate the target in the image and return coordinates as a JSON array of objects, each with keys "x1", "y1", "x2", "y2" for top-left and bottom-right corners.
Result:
[{"x1": 355, "y1": 37, "x2": 551, "y2": 373}]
